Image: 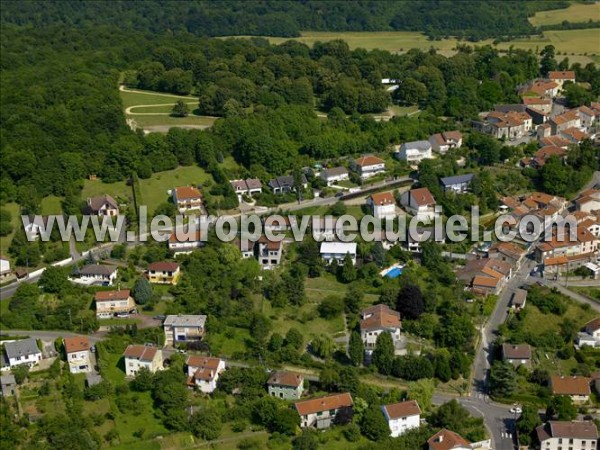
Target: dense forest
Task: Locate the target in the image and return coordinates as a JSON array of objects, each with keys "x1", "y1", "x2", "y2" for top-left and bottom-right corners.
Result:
[{"x1": 0, "y1": 0, "x2": 572, "y2": 40}]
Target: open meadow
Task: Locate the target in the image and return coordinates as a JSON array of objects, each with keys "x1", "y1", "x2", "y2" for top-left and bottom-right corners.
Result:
[{"x1": 528, "y1": 2, "x2": 600, "y2": 27}]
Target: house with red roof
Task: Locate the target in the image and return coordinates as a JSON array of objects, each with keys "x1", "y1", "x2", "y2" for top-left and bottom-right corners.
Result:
[
  {"x1": 352, "y1": 155, "x2": 385, "y2": 179},
  {"x1": 295, "y1": 393, "x2": 353, "y2": 429},
  {"x1": 94, "y1": 289, "x2": 137, "y2": 319},
  {"x1": 360, "y1": 304, "x2": 401, "y2": 357},
  {"x1": 429, "y1": 131, "x2": 463, "y2": 154},
  {"x1": 551, "y1": 375, "x2": 592, "y2": 403},
  {"x1": 267, "y1": 370, "x2": 304, "y2": 400},
  {"x1": 400, "y1": 187, "x2": 437, "y2": 222},
  {"x1": 381, "y1": 400, "x2": 421, "y2": 437},
  {"x1": 147, "y1": 261, "x2": 181, "y2": 284},
  {"x1": 64, "y1": 335, "x2": 92, "y2": 374},
  {"x1": 172, "y1": 186, "x2": 203, "y2": 213},
  {"x1": 186, "y1": 355, "x2": 225, "y2": 393},
  {"x1": 123, "y1": 345, "x2": 163, "y2": 377},
  {"x1": 368, "y1": 191, "x2": 396, "y2": 219},
  {"x1": 536, "y1": 421, "x2": 597, "y2": 450},
  {"x1": 548, "y1": 70, "x2": 576, "y2": 93},
  {"x1": 428, "y1": 428, "x2": 491, "y2": 450}
]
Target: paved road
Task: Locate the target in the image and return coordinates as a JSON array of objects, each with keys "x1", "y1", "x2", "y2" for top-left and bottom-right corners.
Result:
[
  {"x1": 0, "y1": 329, "x2": 105, "y2": 344},
  {"x1": 546, "y1": 282, "x2": 600, "y2": 312}
]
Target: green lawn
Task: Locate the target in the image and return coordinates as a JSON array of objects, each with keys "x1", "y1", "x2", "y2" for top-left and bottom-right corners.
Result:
[
  {"x1": 570, "y1": 286, "x2": 600, "y2": 302},
  {"x1": 120, "y1": 88, "x2": 198, "y2": 109},
  {"x1": 40, "y1": 195, "x2": 63, "y2": 215},
  {"x1": 529, "y1": 3, "x2": 600, "y2": 26},
  {"x1": 128, "y1": 114, "x2": 217, "y2": 129},
  {"x1": 81, "y1": 178, "x2": 131, "y2": 202}
]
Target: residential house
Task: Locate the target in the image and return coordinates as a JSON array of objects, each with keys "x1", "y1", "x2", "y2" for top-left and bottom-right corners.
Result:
[
  {"x1": 256, "y1": 236, "x2": 283, "y2": 269},
  {"x1": 4, "y1": 338, "x2": 42, "y2": 368},
  {"x1": 310, "y1": 217, "x2": 359, "y2": 242},
  {"x1": 77, "y1": 264, "x2": 118, "y2": 286},
  {"x1": 368, "y1": 192, "x2": 396, "y2": 220},
  {"x1": 122, "y1": 345, "x2": 163, "y2": 377},
  {"x1": 85, "y1": 194, "x2": 119, "y2": 216},
  {"x1": 320, "y1": 242, "x2": 357, "y2": 265},
  {"x1": 172, "y1": 186, "x2": 203, "y2": 213},
  {"x1": 439, "y1": 174, "x2": 473, "y2": 194},
  {"x1": 381, "y1": 400, "x2": 421, "y2": 438},
  {"x1": 94, "y1": 289, "x2": 137, "y2": 319},
  {"x1": 186, "y1": 356, "x2": 225, "y2": 393},
  {"x1": 268, "y1": 174, "x2": 308, "y2": 194},
  {"x1": 523, "y1": 145, "x2": 567, "y2": 169},
  {"x1": 230, "y1": 178, "x2": 262, "y2": 197},
  {"x1": 488, "y1": 242, "x2": 526, "y2": 269},
  {"x1": 295, "y1": 393, "x2": 353, "y2": 430},
  {"x1": 510, "y1": 288, "x2": 527, "y2": 310},
  {"x1": 561, "y1": 126, "x2": 590, "y2": 144},
  {"x1": 352, "y1": 155, "x2": 385, "y2": 179},
  {"x1": 147, "y1": 261, "x2": 180, "y2": 285},
  {"x1": 520, "y1": 80, "x2": 559, "y2": 98},
  {"x1": 267, "y1": 370, "x2": 304, "y2": 400},
  {"x1": 481, "y1": 110, "x2": 533, "y2": 139},
  {"x1": 0, "y1": 256, "x2": 11, "y2": 280},
  {"x1": 429, "y1": 131, "x2": 463, "y2": 153},
  {"x1": 550, "y1": 109, "x2": 581, "y2": 135},
  {"x1": 535, "y1": 227, "x2": 599, "y2": 263},
  {"x1": 400, "y1": 187, "x2": 437, "y2": 222},
  {"x1": 64, "y1": 335, "x2": 92, "y2": 374},
  {"x1": 457, "y1": 258, "x2": 513, "y2": 296},
  {"x1": 574, "y1": 189, "x2": 600, "y2": 213},
  {"x1": 405, "y1": 226, "x2": 444, "y2": 253},
  {"x1": 0, "y1": 374, "x2": 16, "y2": 397},
  {"x1": 550, "y1": 375, "x2": 592, "y2": 403},
  {"x1": 427, "y1": 428, "x2": 492, "y2": 450},
  {"x1": 360, "y1": 304, "x2": 401, "y2": 356},
  {"x1": 320, "y1": 167, "x2": 349, "y2": 186},
  {"x1": 548, "y1": 70, "x2": 576, "y2": 93},
  {"x1": 163, "y1": 314, "x2": 207, "y2": 346},
  {"x1": 501, "y1": 343, "x2": 532, "y2": 367},
  {"x1": 526, "y1": 105, "x2": 550, "y2": 125},
  {"x1": 263, "y1": 216, "x2": 292, "y2": 233},
  {"x1": 578, "y1": 105, "x2": 597, "y2": 131},
  {"x1": 539, "y1": 134, "x2": 571, "y2": 148},
  {"x1": 522, "y1": 97, "x2": 552, "y2": 114},
  {"x1": 168, "y1": 230, "x2": 204, "y2": 256},
  {"x1": 395, "y1": 140, "x2": 433, "y2": 163},
  {"x1": 536, "y1": 420, "x2": 597, "y2": 450},
  {"x1": 584, "y1": 317, "x2": 600, "y2": 339},
  {"x1": 577, "y1": 317, "x2": 600, "y2": 348},
  {"x1": 239, "y1": 239, "x2": 255, "y2": 259}
]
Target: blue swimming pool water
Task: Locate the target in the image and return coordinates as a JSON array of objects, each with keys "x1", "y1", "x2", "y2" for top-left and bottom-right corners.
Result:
[{"x1": 385, "y1": 267, "x2": 403, "y2": 278}]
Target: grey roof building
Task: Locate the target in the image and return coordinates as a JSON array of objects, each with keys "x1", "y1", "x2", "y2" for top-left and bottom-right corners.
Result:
[
  {"x1": 163, "y1": 315, "x2": 207, "y2": 328},
  {"x1": 4, "y1": 338, "x2": 41, "y2": 362},
  {"x1": 0, "y1": 374, "x2": 16, "y2": 396},
  {"x1": 440, "y1": 174, "x2": 474, "y2": 193}
]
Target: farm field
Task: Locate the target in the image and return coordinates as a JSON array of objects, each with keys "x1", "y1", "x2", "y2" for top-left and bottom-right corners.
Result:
[
  {"x1": 528, "y1": 2, "x2": 600, "y2": 27},
  {"x1": 120, "y1": 87, "x2": 218, "y2": 133},
  {"x1": 239, "y1": 28, "x2": 600, "y2": 65},
  {"x1": 0, "y1": 202, "x2": 20, "y2": 255}
]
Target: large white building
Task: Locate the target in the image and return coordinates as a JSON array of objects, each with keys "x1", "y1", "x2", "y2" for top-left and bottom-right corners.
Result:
[
  {"x1": 381, "y1": 400, "x2": 421, "y2": 437},
  {"x1": 320, "y1": 242, "x2": 357, "y2": 265},
  {"x1": 122, "y1": 345, "x2": 163, "y2": 377},
  {"x1": 64, "y1": 335, "x2": 93, "y2": 374},
  {"x1": 368, "y1": 192, "x2": 396, "y2": 220},
  {"x1": 186, "y1": 355, "x2": 225, "y2": 393},
  {"x1": 400, "y1": 187, "x2": 437, "y2": 222},
  {"x1": 395, "y1": 140, "x2": 433, "y2": 163},
  {"x1": 536, "y1": 421, "x2": 597, "y2": 450}
]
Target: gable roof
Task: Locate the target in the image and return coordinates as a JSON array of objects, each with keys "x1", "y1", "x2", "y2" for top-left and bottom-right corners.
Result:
[
  {"x1": 502, "y1": 343, "x2": 531, "y2": 360},
  {"x1": 323, "y1": 166, "x2": 348, "y2": 178},
  {"x1": 355, "y1": 155, "x2": 384, "y2": 167},
  {"x1": 382, "y1": 400, "x2": 421, "y2": 419},
  {"x1": 440, "y1": 173, "x2": 474, "y2": 187},
  {"x1": 489, "y1": 242, "x2": 525, "y2": 260},
  {"x1": 522, "y1": 97, "x2": 551, "y2": 106},
  {"x1": 94, "y1": 289, "x2": 131, "y2": 302},
  {"x1": 360, "y1": 304, "x2": 401, "y2": 331},
  {"x1": 428, "y1": 428, "x2": 471, "y2": 450},
  {"x1": 268, "y1": 370, "x2": 304, "y2": 388},
  {"x1": 294, "y1": 393, "x2": 353, "y2": 416},
  {"x1": 536, "y1": 421, "x2": 598, "y2": 442},
  {"x1": 370, "y1": 192, "x2": 395, "y2": 205},
  {"x1": 123, "y1": 344, "x2": 158, "y2": 362},
  {"x1": 64, "y1": 336, "x2": 91, "y2": 354},
  {"x1": 551, "y1": 375, "x2": 591, "y2": 396},
  {"x1": 409, "y1": 187, "x2": 436, "y2": 207},
  {"x1": 164, "y1": 314, "x2": 206, "y2": 328},
  {"x1": 4, "y1": 338, "x2": 40, "y2": 360},
  {"x1": 268, "y1": 174, "x2": 308, "y2": 190},
  {"x1": 174, "y1": 186, "x2": 202, "y2": 200},
  {"x1": 80, "y1": 264, "x2": 117, "y2": 276},
  {"x1": 186, "y1": 356, "x2": 222, "y2": 380},
  {"x1": 87, "y1": 194, "x2": 118, "y2": 212},
  {"x1": 401, "y1": 140, "x2": 432, "y2": 151},
  {"x1": 548, "y1": 70, "x2": 575, "y2": 80},
  {"x1": 584, "y1": 317, "x2": 600, "y2": 333},
  {"x1": 540, "y1": 135, "x2": 571, "y2": 148},
  {"x1": 148, "y1": 261, "x2": 180, "y2": 272}
]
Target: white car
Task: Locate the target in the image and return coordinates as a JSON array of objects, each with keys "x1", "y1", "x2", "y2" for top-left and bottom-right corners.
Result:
[{"x1": 509, "y1": 407, "x2": 522, "y2": 415}]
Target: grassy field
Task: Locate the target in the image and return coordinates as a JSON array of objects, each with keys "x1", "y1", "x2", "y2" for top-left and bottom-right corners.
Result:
[
  {"x1": 241, "y1": 28, "x2": 599, "y2": 64},
  {"x1": 40, "y1": 195, "x2": 63, "y2": 215},
  {"x1": 528, "y1": 3, "x2": 600, "y2": 27},
  {"x1": 0, "y1": 202, "x2": 20, "y2": 256},
  {"x1": 570, "y1": 286, "x2": 600, "y2": 301},
  {"x1": 120, "y1": 87, "x2": 218, "y2": 132}
]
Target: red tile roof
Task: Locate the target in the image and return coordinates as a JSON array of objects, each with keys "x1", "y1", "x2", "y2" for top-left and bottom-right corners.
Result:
[
  {"x1": 123, "y1": 345, "x2": 158, "y2": 362},
  {"x1": 148, "y1": 261, "x2": 180, "y2": 272},
  {"x1": 548, "y1": 71, "x2": 575, "y2": 80},
  {"x1": 174, "y1": 186, "x2": 202, "y2": 200},
  {"x1": 410, "y1": 187, "x2": 436, "y2": 207},
  {"x1": 370, "y1": 192, "x2": 395, "y2": 205},
  {"x1": 186, "y1": 356, "x2": 222, "y2": 381},
  {"x1": 64, "y1": 336, "x2": 91, "y2": 354},
  {"x1": 268, "y1": 370, "x2": 304, "y2": 388},
  {"x1": 355, "y1": 155, "x2": 384, "y2": 167},
  {"x1": 428, "y1": 429, "x2": 471, "y2": 450},
  {"x1": 551, "y1": 375, "x2": 591, "y2": 396},
  {"x1": 294, "y1": 393, "x2": 353, "y2": 416},
  {"x1": 382, "y1": 400, "x2": 421, "y2": 419},
  {"x1": 94, "y1": 289, "x2": 131, "y2": 302},
  {"x1": 360, "y1": 304, "x2": 401, "y2": 331}
]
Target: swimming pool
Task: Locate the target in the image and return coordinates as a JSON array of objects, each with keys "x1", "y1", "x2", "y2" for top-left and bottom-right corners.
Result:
[{"x1": 385, "y1": 267, "x2": 403, "y2": 278}]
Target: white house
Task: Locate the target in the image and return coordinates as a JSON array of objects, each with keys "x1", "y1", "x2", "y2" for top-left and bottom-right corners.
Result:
[
  {"x1": 548, "y1": 70, "x2": 576, "y2": 93},
  {"x1": 0, "y1": 256, "x2": 11, "y2": 280},
  {"x1": 320, "y1": 167, "x2": 349, "y2": 186},
  {"x1": 440, "y1": 174, "x2": 474, "y2": 194},
  {"x1": 163, "y1": 314, "x2": 207, "y2": 346},
  {"x1": 574, "y1": 189, "x2": 600, "y2": 214},
  {"x1": 578, "y1": 106, "x2": 597, "y2": 131},
  {"x1": 320, "y1": 242, "x2": 357, "y2": 265},
  {"x1": 64, "y1": 335, "x2": 92, "y2": 374},
  {"x1": 429, "y1": 131, "x2": 463, "y2": 154},
  {"x1": 584, "y1": 317, "x2": 600, "y2": 339},
  {"x1": 353, "y1": 155, "x2": 385, "y2": 179},
  {"x1": 501, "y1": 343, "x2": 532, "y2": 367},
  {"x1": 360, "y1": 304, "x2": 401, "y2": 356},
  {"x1": 230, "y1": 179, "x2": 262, "y2": 197},
  {"x1": 76, "y1": 264, "x2": 118, "y2": 286},
  {"x1": 400, "y1": 187, "x2": 437, "y2": 222},
  {"x1": 168, "y1": 230, "x2": 204, "y2": 256},
  {"x1": 256, "y1": 236, "x2": 283, "y2": 269},
  {"x1": 368, "y1": 192, "x2": 396, "y2": 220},
  {"x1": 395, "y1": 140, "x2": 433, "y2": 163},
  {"x1": 94, "y1": 289, "x2": 137, "y2": 319},
  {"x1": 123, "y1": 345, "x2": 163, "y2": 377},
  {"x1": 295, "y1": 393, "x2": 353, "y2": 430},
  {"x1": 186, "y1": 355, "x2": 225, "y2": 393},
  {"x1": 536, "y1": 421, "x2": 597, "y2": 450},
  {"x1": 172, "y1": 186, "x2": 203, "y2": 213},
  {"x1": 381, "y1": 400, "x2": 421, "y2": 437},
  {"x1": 86, "y1": 195, "x2": 119, "y2": 216},
  {"x1": 4, "y1": 338, "x2": 42, "y2": 368}
]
